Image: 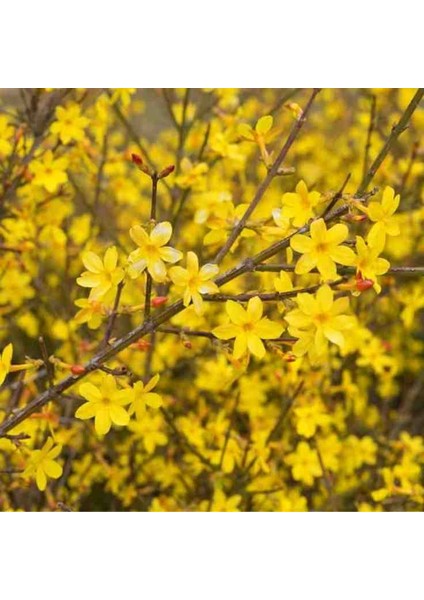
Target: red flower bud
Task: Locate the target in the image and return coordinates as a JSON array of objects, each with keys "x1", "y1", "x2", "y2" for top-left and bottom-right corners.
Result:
[
  {"x1": 71, "y1": 364, "x2": 86, "y2": 375},
  {"x1": 151, "y1": 296, "x2": 168, "y2": 308},
  {"x1": 133, "y1": 339, "x2": 152, "y2": 351},
  {"x1": 131, "y1": 153, "x2": 143, "y2": 167},
  {"x1": 158, "y1": 165, "x2": 175, "y2": 179},
  {"x1": 355, "y1": 273, "x2": 374, "y2": 292},
  {"x1": 283, "y1": 352, "x2": 297, "y2": 363},
  {"x1": 183, "y1": 340, "x2": 193, "y2": 349}
]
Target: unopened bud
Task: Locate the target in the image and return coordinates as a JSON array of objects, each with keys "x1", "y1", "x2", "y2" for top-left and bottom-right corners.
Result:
[
  {"x1": 131, "y1": 153, "x2": 153, "y2": 176},
  {"x1": 131, "y1": 153, "x2": 143, "y2": 167},
  {"x1": 283, "y1": 352, "x2": 297, "y2": 363},
  {"x1": 158, "y1": 164, "x2": 175, "y2": 179},
  {"x1": 182, "y1": 340, "x2": 193, "y2": 349},
  {"x1": 134, "y1": 339, "x2": 152, "y2": 351},
  {"x1": 151, "y1": 296, "x2": 168, "y2": 308},
  {"x1": 355, "y1": 274, "x2": 374, "y2": 292},
  {"x1": 71, "y1": 364, "x2": 86, "y2": 375}
]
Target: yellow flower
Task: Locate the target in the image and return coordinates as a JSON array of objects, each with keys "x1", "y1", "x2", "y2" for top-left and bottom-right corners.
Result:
[
  {"x1": 285, "y1": 284, "x2": 355, "y2": 359},
  {"x1": 23, "y1": 437, "x2": 63, "y2": 491},
  {"x1": 281, "y1": 180, "x2": 321, "y2": 227},
  {"x1": 291, "y1": 218, "x2": 356, "y2": 281},
  {"x1": 354, "y1": 235, "x2": 390, "y2": 293},
  {"x1": 366, "y1": 186, "x2": 400, "y2": 246},
  {"x1": 175, "y1": 158, "x2": 208, "y2": 190},
  {"x1": 50, "y1": 102, "x2": 89, "y2": 144},
  {"x1": 169, "y1": 251, "x2": 219, "y2": 315},
  {"x1": 0, "y1": 343, "x2": 34, "y2": 385},
  {"x1": 0, "y1": 115, "x2": 14, "y2": 157},
  {"x1": 213, "y1": 296, "x2": 284, "y2": 359},
  {"x1": 75, "y1": 374, "x2": 132, "y2": 435},
  {"x1": 286, "y1": 442, "x2": 322, "y2": 486},
  {"x1": 128, "y1": 221, "x2": 182, "y2": 282},
  {"x1": 74, "y1": 298, "x2": 106, "y2": 329},
  {"x1": 293, "y1": 402, "x2": 330, "y2": 438},
  {"x1": 239, "y1": 115, "x2": 275, "y2": 165},
  {"x1": 0, "y1": 343, "x2": 13, "y2": 385},
  {"x1": 201, "y1": 488, "x2": 242, "y2": 511},
  {"x1": 128, "y1": 374, "x2": 163, "y2": 421},
  {"x1": 77, "y1": 246, "x2": 124, "y2": 300},
  {"x1": 29, "y1": 150, "x2": 68, "y2": 193}
]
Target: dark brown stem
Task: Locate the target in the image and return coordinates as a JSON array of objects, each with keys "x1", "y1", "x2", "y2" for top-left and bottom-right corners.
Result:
[
  {"x1": 357, "y1": 88, "x2": 424, "y2": 195},
  {"x1": 213, "y1": 88, "x2": 321, "y2": 263}
]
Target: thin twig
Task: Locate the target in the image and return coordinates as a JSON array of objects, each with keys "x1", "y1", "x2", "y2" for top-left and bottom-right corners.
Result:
[
  {"x1": 357, "y1": 88, "x2": 424, "y2": 195},
  {"x1": 214, "y1": 88, "x2": 321, "y2": 263}
]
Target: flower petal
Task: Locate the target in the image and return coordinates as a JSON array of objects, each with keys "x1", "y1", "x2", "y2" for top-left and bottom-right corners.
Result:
[
  {"x1": 226, "y1": 300, "x2": 248, "y2": 325},
  {"x1": 82, "y1": 252, "x2": 104, "y2": 273},
  {"x1": 151, "y1": 221, "x2": 172, "y2": 246},
  {"x1": 247, "y1": 296, "x2": 263, "y2": 322}
]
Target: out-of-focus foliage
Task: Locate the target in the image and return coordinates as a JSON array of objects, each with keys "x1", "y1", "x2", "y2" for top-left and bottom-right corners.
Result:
[{"x1": 1, "y1": 88, "x2": 424, "y2": 512}]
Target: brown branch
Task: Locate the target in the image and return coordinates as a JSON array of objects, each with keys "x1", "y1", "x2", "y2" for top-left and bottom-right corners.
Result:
[
  {"x1": 213, "y1": 88, "x2": 321, "y2": 263},
  {"x1": 0, "y1": 198, "x2": 360, "y2": 437},
  {"x1": 357, "y1": 88, "x2": 424, "y2": 195},
  {"x1": 362, "y1": 94, "x2": 377, "y2": 181}
]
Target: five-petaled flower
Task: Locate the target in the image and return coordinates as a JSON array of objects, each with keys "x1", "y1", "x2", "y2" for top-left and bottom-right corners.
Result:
[
  {"x1": 362, "y1": 186, "x2": 400, "y2": 247},
  {"x1": 75, "y1": 374, "x2": 132, "y2": 435},
  {"x1": 281, "y1": 180, "x2": 322, "y2": 227},
  {"x1": 77, "y1": 246, "x2": 124, "y2": 300},
  {"x1": 285, "y1": 284, "x2": 356, "y2": 359},
  {"x1": 50, "y1": 102, "x2": 89, "y2": 144},
  {"x1": 213, "y1": 296, "x2": 284, "y2": 359},
  {"x1": 128, "y1": 374, "x2": 163, "y2": 421},
  {"x1": 29, "y1": 150, "x2": 68, "y2": 193},
  {"x1": 23, "y1": 437, "x2": 63, "y2": 491},
  {"x1": 291, "y1": 218, "x2": 356, "y2": 281},
  {"x1": 128, "y1": 221, "x2": 182, "y2": 282},
  {"x1": 169, "y1": 251, "x2": 219, "y2": 315},
  {"x1": 0, "y1": 343, "x2": 34, "y2": 385},
  {"x1": 354, "y1": 235, "x2": 390, "y2": 294}
]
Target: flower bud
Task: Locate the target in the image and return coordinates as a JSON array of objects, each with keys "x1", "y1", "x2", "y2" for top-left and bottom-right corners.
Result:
[
  {"x1": 158, "y1": 165, "x2": 175, "y2": 179},
  {"x1": 71, "y1": 364, "x2": 86, "y2": 375},
  {"x1": 151, "y1": 296, "x2": 168, "y2": 308},
  {"x1": 355, "y1": 273, "x2": 374, "y2": 292}
]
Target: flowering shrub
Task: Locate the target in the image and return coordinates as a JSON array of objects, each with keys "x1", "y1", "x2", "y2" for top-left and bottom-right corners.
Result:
[{"x1": 1, "y1": 88, "x2": 424, "y2": 511}]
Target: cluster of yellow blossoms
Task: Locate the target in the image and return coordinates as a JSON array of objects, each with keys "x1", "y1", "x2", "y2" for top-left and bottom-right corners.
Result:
[{"x1": 1, "y1": 88, "x2": 424, "y2": 512}]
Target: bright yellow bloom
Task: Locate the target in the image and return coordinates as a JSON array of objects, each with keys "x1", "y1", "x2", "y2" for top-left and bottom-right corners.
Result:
[
  {"x1": 75, "y1": 374, "x2": 132, "y2": 435},
  {"x1": 293, "y1": 402, "x2": 330, "y2": 438},
  {"x1": 175, "y1": 158, "x2": 208, "y2": 190},
  {"x1": 366, "y1": 186, "x2": 400, "y2": 246},
  {"x1": 354, "y1": 235, "x2": 390, "y2": 293},
  {"x1": 169, "y1": 251, "x2": 219, "y2": 315},
  {"x1": 286, "y1": 441, "x2": 322, "y2": 486},
  {"x1": 128, "y1": 221, "x2": 182, "y2": 282},
  {"x1": 0, "y1": 343, "x2": 34, "y2": 385},
  {"x1": 74, "y1": 298, "x2": 106, "y2": 329},
  {"x1": 213, "y1": 296, "x2": 284, "y2": 359},
  {"x1": 50, "y1": 102, "x2": 89, "y2": 144},
  {"x1": 291, "y1": 218, "x2": 356, "y2": 280},
  {"x1": 285, "y1": 284, "x2": 355, "y2": 359},
  {"x1": 238, "y1": 115, "x2": 275, "y2": 166},
  {"x1": 23, "y1": 437, "x2": 63, "y2": 491},
  {"x1": 201, "y1": 488, "x2": 242, "y2": 511},
  {"x1": 281, "y1": 180, "x2": 321, "y2": 227},
  {"x1": 77, "y1": 246, "x2": 124, "y2": 300},
  {"x1": 0, "y1": 343, "x2": 13, "y2": 385},
  {"x1": 0, "y1": 115, "x2": 14, "y2": 157},
  {"x1": 128, "y1": 374, "x2": 163, "y2": 421},
  {"x1": 29, "y1": 150, "x2": 68, "y2": 193}
]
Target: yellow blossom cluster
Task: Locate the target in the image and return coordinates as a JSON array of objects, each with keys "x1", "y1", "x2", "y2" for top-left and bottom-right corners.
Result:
[{"x1": 0, "y1": 88, "x2": 424, "y2": 512}]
